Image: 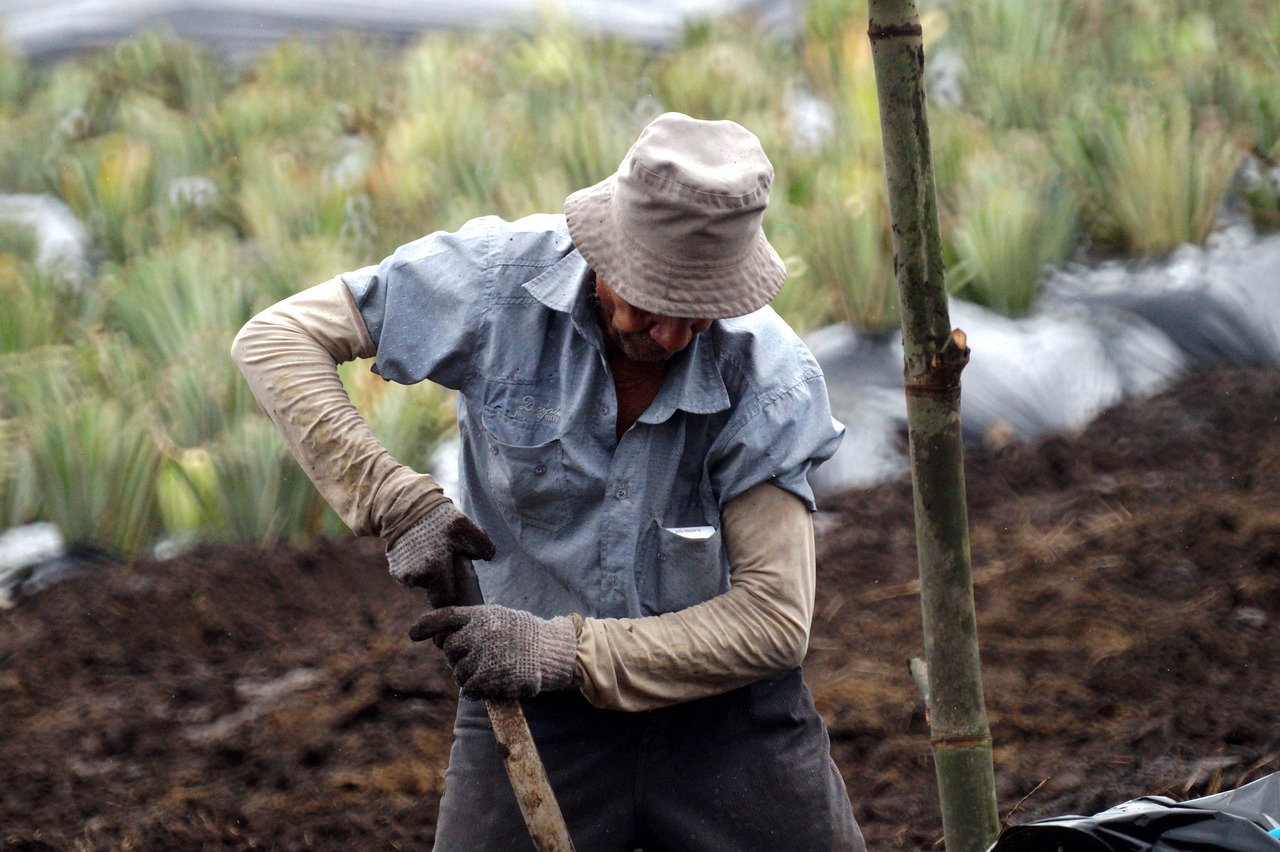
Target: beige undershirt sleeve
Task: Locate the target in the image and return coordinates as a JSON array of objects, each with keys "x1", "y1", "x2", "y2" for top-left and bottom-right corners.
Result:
[
  {"x1": 574, "y1": 481, "x2": 816, "y2": 712},
  {"x1": 230, "y1": 278, "x2": 450, "y2": 544}
]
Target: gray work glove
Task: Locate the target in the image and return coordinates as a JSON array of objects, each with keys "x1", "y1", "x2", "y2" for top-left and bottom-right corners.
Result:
[
  {"x1": 386, "y1": 502, "x2": 496, "y2": 607},
  {"x1": 409, "y1": 604, "x2": 577, "y2": 700}
]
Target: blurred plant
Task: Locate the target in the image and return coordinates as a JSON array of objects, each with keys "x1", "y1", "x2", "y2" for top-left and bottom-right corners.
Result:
[
  {"x1": 10, "y1": 343, "x2": 162, "y2": 555},
  {"x1": 54, "y1": 132, "x2": 157, "y2": 262},
  {"x1": 1058, "y1": 98, "x2": 1241, "y2": 255},
  {"x1": 655, "y1": 20, "x2": 796, "y2": 134},
  {"x1": 0, "y1": 32, "x2": 29, "y2": 112},
  {"x1": 204, "y1": 415, "x2": 335, "y2": 543},
  {"x1": 0, "y1": 219, "x2": 36, "y2": 260},
  {"x1": 947, "y1": 140, "x2": 1079, "y2": 315},
  {"x1": 0, "y1": 417, "x2": 35, "y2": 529},
  {"x1": 103, "y1": 233, "x2": 253, "y2": 359},
  {"x1": 0, "y1": 262, "x2": 62, "y2": 353},
  {"x1": 103, "y1": 31, "x2": 226, "y2": 115},
  {"x1": 792, "y1": 165, "x2": 898, "y2": 333},
  {"x1": 237, "y1": 140, "x2": 350, "y2": 246},
  {"x1": 159, "y1": 336, "x2": 259, "y2": 449},
  {"x1": 1240, "y1": 147, "x2": 1280, "y2": 230},
  {"x1": 369, "y1": 35, "x2": 507, "y2": 233},
  {"x1": 339, "y1": 359, "x2": 457, "y2": 473},
  {"x1": 950, "y1": 0, "x2": 1079, "y2": 130}
]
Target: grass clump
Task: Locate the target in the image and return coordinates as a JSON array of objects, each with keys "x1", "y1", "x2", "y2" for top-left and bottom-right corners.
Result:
[
  {"x1": 946, "y1": 137, "x2": 1079, "y2": 315},
  {"x1": 1058, "y1": 99, "x2": 1240, "y2": 255}
]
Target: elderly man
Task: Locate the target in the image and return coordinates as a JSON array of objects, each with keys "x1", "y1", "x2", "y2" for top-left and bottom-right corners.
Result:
[{"x1": 233, "y1": 112, "x2": 864, "y2": 850}]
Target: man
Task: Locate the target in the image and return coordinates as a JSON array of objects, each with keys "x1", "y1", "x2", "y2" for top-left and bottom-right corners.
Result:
[{"x1": 233, "y1": 112, "x2": 865, "y2": 850}]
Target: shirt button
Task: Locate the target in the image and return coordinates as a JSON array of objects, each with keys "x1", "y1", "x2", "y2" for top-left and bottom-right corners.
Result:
[
  {"x1": 533, "y1": 464, "x2": 547, "y2": 476},
  {"x1": 599, "y1": 404, "x2": 608, "y2": 415},
  {"x1": 489, "y1": 446, "x2": 499, "y2": 456},
  {"x1": 615, "y1": 488, "x2": 627, "y2": 500}
]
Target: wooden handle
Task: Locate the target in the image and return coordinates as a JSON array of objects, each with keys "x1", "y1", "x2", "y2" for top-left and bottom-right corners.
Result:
[{"x1": 450, "y1": 555, "x2": 575, "y2": 851}]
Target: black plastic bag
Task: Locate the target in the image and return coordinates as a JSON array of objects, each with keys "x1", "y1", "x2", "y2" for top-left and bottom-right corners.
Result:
[{"x1": 989, "y1": 771, "x2": 1280, "y2": 851}]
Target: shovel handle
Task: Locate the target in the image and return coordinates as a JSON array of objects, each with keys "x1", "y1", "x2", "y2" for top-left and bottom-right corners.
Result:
[{"x1": 450, "y1": 555, "x2": 576, "y2": 852}]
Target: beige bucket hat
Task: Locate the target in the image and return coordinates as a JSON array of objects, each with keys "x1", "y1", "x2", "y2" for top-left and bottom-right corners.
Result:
[{"x1": 564, "y1": 112, "x2": 787, "y2": 320}]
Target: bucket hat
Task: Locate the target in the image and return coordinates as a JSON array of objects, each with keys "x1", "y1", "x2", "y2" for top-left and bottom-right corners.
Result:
[{"x1": 564, "y1": 112, "x2": 786, "y2": 319}]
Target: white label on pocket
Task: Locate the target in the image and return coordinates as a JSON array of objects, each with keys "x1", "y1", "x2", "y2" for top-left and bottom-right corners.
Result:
[{"x1": 664, "y1": 525, "x2": 716, "y2": 541}]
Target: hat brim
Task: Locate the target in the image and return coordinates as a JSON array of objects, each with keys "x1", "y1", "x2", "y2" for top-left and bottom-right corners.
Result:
[{"x1": 565, "y1": 177, "x2": 787, "y2": 320}]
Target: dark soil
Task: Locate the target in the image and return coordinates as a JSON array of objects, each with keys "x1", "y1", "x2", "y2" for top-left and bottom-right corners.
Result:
[{"x1": 3, "y1": 368, "x2": 1278, "y2": 851}]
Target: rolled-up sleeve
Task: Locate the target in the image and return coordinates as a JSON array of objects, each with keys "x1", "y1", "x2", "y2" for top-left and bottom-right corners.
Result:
[
  {"x1": 343, "y1": 217, "x2": 495, "y2": 391},
  {"x1": 708, "y1": 373, "x2": 845, "y2": 512}
]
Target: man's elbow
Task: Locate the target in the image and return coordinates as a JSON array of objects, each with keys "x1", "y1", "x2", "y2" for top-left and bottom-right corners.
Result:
[
  {"x1": 229, "y1": 313, "x2": 275, "y2": 376},
  {"x1": 756, "y1": 612, "x2": 810, "y2": 672}
]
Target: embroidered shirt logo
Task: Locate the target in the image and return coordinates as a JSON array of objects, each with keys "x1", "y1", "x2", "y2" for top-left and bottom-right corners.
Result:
[{"x1": 516, "y1": 395, "x2": 560, "y2": 422}]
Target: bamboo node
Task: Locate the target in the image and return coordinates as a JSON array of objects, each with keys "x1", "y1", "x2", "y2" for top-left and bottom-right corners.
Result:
[{"x1": 868, "y1": 22, "x2": 924, "y2": 41}]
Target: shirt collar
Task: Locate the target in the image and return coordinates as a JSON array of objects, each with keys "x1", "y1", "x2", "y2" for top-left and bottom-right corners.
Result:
[
  {"x1": 524, "y1": 250, "x2": 730, "y2": 419},
  {"x1": 638, "y1": 331, "x2": 730, "y2": 421},
  {"x1": 523, "y1": 249, "x2": 601, "y2": 345}
]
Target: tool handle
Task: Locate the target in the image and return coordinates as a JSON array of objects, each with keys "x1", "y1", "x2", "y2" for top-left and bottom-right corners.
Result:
[
  {"x1": 487, "y1": 698, "x2": 576, "y2": 851},
  {"x1": 451, "y1": 552, "x2": 487, "y2": 607},
  {"x1": 448, "y1": 555, "x2": 576, "y2": 851}
]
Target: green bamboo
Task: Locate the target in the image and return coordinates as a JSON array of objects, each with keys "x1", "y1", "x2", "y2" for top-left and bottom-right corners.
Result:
[{"x1": 866, "y1": 2, "x2": 1000, "y2": 850}]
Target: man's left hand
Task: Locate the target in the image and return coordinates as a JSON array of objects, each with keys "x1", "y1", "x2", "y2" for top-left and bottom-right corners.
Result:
[{"x1": 410, "y1": 605, "x2": 578, "y2": 700}]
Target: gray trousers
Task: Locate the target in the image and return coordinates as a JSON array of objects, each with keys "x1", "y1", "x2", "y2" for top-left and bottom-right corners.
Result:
[{"x1": 433, "y1": 668, "x2": 865, "y2": 851}]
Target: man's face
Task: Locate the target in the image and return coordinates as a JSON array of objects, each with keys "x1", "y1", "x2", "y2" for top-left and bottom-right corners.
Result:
[{"x1": 595, "y1": 277, "x2": 714, "y2": 365}]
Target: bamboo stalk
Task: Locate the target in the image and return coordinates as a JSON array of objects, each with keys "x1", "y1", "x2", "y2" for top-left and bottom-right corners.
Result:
[{"x1": 866, "y1": 2, "x2": 1000, "y2": 850}]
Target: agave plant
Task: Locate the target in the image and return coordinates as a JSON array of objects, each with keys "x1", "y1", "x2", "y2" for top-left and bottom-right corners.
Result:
[
  {"x1": 205, "y1": 415, "x2": 336, "y2": 544},
  {"x1": 947, "y1": 140, "x2": 1079, "y2": 315},
  {"x1": 1058, "y1": 97, "x2": 1241, "y2": 255},
  {"x1": 103, "y1": 232, "x2": 253, "y2": 359},
  {"x1": 17, "y1": 370, "x2": 163, "y2": 556}
]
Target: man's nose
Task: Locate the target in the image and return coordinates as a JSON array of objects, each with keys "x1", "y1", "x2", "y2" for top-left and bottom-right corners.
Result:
[{"x1": 649, "y1": 317, "x2": 696, "y2": 353}]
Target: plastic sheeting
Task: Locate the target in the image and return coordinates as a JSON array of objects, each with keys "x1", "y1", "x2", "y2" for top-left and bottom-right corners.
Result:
[
  {"x1": 810, "y1": 231, "x2": 1280, "y2": 499},
  {"x1": 989, "y1": 771, "x2": 1280, "y2": 851}
]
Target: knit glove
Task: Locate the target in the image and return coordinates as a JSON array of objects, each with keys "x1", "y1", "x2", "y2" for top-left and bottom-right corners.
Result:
[
  {"x1": 386, "y1": 502, "x2": 495, "y2": 607},
  {"x1": 409, "y1": 605, "x2": 578, "y2": 700}
]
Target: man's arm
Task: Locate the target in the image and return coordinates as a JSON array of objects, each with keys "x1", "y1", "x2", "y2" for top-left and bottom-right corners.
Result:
[
  {"x1": 230, "y1": 279, "x2": 449, "y2": 543},
  {"x1": 573, "y1": 480, "x2": 815, "y2": 711},
  {"x1": 411, "y1": 480, "x2": 815, "y2": 709}
]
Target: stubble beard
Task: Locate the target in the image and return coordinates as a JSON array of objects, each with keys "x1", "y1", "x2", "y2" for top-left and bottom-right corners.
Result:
[{"x1": 611, "y1": 329, "x2": 673, "y2": 364}]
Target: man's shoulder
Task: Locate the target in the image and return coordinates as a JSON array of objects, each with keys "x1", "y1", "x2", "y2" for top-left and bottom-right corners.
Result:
[
  {"x1": 711, "y1": 307, "x2": 824, "y2": 400},
  {"x1": 386, "y1": 213, "x2": 572, "y2": 275}
]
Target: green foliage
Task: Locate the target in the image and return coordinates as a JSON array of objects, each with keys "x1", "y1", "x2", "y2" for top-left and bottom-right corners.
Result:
[
  {"x1": 1, "y1": 1, "x2": 1277, "y2": 551},
  {"x1": 0, "y1": 263, "x2": 63, "y2": 353},
  {"x1": 7, "y1": 342, "x2": 162, "y2": 555},
  {"x1": 793, "y1": 174, "x2": 898, "y2": 332},
  {"x1": 104, "y1": 233, "x2": 253, "y2": 358},
  {"x1": 952, "y1": 0, "x2": 1079, "y2": 130},
  {"x1": 339, "y1": 360, "x2": 456, "y2": 473},
  {"x1": 947, "y1": 139, "x2": 1079, "y2": 315},
  {"x1": 0, "y1": 33, "x2": 29, "y2": 112},
  {"x1": 1058, "y1": 98, "x2": 1240, "y2": 255},
  {"x1": 204, "y1": 415, "x2": 337, "y2": 543}
]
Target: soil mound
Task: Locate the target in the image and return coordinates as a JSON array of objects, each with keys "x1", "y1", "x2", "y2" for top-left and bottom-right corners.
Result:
[{"x1": 3, "y1": 368, "x2": 1278, "y2": 850}]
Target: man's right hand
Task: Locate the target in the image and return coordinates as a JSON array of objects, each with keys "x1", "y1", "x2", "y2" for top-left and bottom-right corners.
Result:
[{"x1": 386, "y1": 502, "x2": 496, "y2": 607}]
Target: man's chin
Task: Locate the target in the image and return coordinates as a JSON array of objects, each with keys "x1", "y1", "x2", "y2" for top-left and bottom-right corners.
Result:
[{"x1": 617, "y1": 334, "x2": 674, "y2": 364}]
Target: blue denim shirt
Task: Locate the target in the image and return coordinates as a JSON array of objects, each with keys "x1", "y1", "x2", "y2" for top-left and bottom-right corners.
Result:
[{"x1": 344, "y1": 214, "x2": 844, "y2": 620}]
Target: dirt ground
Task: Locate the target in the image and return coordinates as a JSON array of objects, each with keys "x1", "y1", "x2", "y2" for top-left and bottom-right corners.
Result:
[{"x1": 2, "y1": 367, "x2": 1278, "y2": 851}]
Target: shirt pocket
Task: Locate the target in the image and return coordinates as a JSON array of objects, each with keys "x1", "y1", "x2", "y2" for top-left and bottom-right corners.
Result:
[
  {"x1": 644, "y1": 520, "x2": 729, "y2": 615},
  {"x1": 479, "y1": 414, "x2": 572, "y2": 537}
]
